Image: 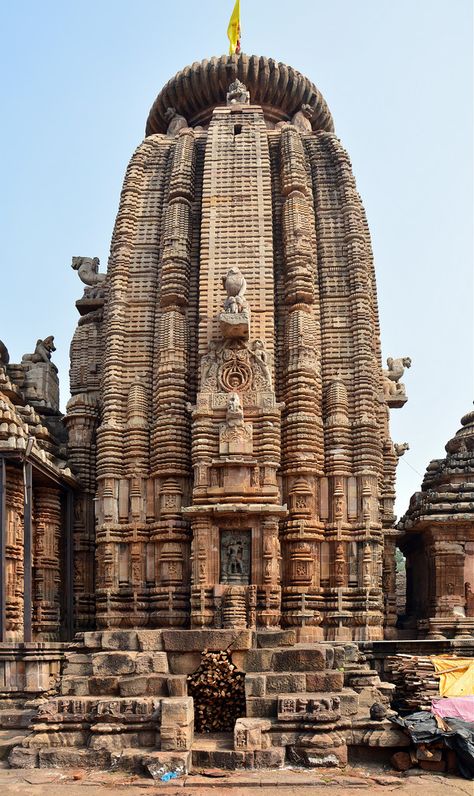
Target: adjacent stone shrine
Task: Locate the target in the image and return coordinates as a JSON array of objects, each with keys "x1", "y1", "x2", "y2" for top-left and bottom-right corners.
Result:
[
  {"x1": 398, "y1": 408, "x2": 474, "y2": 639},
  {"x1": 1, "y1": 53, "x2": 472, "y2": 774}
]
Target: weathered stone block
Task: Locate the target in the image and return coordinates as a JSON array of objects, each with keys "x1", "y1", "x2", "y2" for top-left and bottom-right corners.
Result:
[
  {"x1": 134, "y1": 654, "x2": 154, "y2": 674},
  {"x1": 257, "y1": 630, "x2": 296, "y2": 648},
  {"x1": 0, "y1": 732, "x2": 29, "y2": 761},
  {"x1": 234, "y1": 717, "x2": 271, "y2": 750},
  {"x1": 254, "y1": 747, "x2": 285, "y2": 768},
  {"x1": 266, "y1": 673, "x2": 306, "y2": 693},
  {"x1": 60, "y1": 676, "x2": 89, "y2": 696},
  {"x1": 238, "y1": 649, "x2": 273, "y2": 672},
  {"x1": 272, "y1": 647, "x2": 326, "y2": 672},
  {"x1": 324, "y1": 646, "x2": 335, "y2": 669},
  {"x1": 167, "y1": 675, "x2": 187, "y2": 697},
  {"x1": 333, "y1": 646, "x2": 346, "y2": 669},
  {"x1": 245, "y1": 697, "x2": 277, "y2": 718},
  {"x1": 162, "y1": 629, "x2": 252, "y2": 652},
  {"x1": 293, "y1": 744, "x2": 348, "y2": 766},
  {"x1": 338, "y1": 688, "x2": 359, "y2": 716},
  {"x1": 134, "y1": 653, "x2": 169, "y2": 674},
  {"x1": 38, "y1": 747, "x2": 111, "y2": 768},
  {"x1": 244, "y1": 674, "x2": 266, "y2": 697},
  {"x1": 342, "y1": 643, "x2": 359, "y2": 663},
  {"x1": 0, "y1": 709, "x2": 35, "y2": 729},
  {"x1": 8, "y1": 745, "x2": 39, "y2": 768},
  {"x1": 83, "y1": 631, "x2": 102, "y2": 649},
  {"x1": 89, "y1": 676, "x2": 120, "y2": 696},
  {"x1": 136, "y1": 630, "x2": 163, "y2": 651},
  {"x1": 143, "y1": 749, "x2": 192, "y2": 776},
  {"x1": 63, "y1": 654, "x2": 93, "y2": 676},
  {"x1": 277, "y1": 693, "x2": 341, "y2": 722},
  {"x1": 100, "y1": 631, "x2": 138, "y2": 650},
  {"x1": 161, "y1": 697, "x2": 193, "y2": 727},
  {"x1": 168, "y1": 652, "x2": 201, "y2": 675},
  {"x1": 89, "y1": 732, "x2": 139, "y2": 752},
  {"x1": 191, "y1": 748, "x2": 252, "y2": 770},
  {"x1": 25, "y1": 731, "x2": 87, "y2": 748},
  {"x1": 119, "y1": 675, "x2": 168, "y2": 697},
  {"x1": 306, "y1": 671, "x2": 344, "y2": 692},
  {"x1": 160, "y1": 721, "x2": 194, "y2": 751},
  {"x1": 92, "y1": 652, "x2": 136, "y2": 676}
]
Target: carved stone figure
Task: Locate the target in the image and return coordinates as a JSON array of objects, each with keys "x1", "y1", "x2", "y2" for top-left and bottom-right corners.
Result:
[
  {"x1": 226, "y1": 392, "x2": 244, "y2": 425},
  {"x1": 220, "y1": 267, "x2": 250, "y2": 338},
  {"x1": 200, "y1": 341, "x2": 218, "y2": 390},
  {"x1": 384, "y1": 356, "x2": 411, "y2": 385},
  {"x1": 226, "y1": 79, "x2": 250, "y2": 105},
  {"x1": 394, "y1": 442, "x2": 410, "y2": 457},
  {"x1": 291, "y1": 103, "x2": 314, "y2": 132},
  {"x1": 164, "y1": 106, "x2": 188, "y2": 136},
  {"x1": 22, "y1": 336, "x2": 56, "y2": 364},
  {"x1": 221, "y1": 531, "x2": 250, "y2": 584},
  {"x1": 222, "y1": 266, "x2": 248, "y2": 313},
  {"x1": 382, "y1": 356, "x2": 411, "y2": 401},
  {"x1": 71, "y1": 256, "x2": 106, "y2": 287}
]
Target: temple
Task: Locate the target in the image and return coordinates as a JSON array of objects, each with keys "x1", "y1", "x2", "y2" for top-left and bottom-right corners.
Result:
[{"x1": 0, "y1": 53, "x2": 472, "y2": 774}]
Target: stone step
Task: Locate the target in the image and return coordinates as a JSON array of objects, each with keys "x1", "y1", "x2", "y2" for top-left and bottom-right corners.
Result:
[
  {"x1": 191, "y1": 732, "x2": 285, "y2": 770},
  {"x1": 0, "y1": 730, "x2": 30, "y2": 760},
  {"x1": 0, "y1": 709, "x2": 36, "y2": 729}
]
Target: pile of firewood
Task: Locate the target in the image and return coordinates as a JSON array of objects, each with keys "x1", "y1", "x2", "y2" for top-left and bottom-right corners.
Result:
[
  {"x1": 384, "y1": 654, "x2": 439, "y2": 713},
  {"x1": 187, "y1": 649, "x2": 246, "y2": 732}
]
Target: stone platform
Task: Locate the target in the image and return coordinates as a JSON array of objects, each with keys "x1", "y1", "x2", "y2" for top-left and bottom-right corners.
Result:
[{"x1": 3, "y1": 629, "x2": 412, "y2": 774}]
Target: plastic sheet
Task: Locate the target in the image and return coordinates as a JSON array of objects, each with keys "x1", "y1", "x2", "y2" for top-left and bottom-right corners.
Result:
[
  {"x1": 431, "y1": 656, "x2": 474, "y2": 697},
  {"x1": 432, "y1": 696, "x2": 474, "y2": 723},
  {"x1": 390, "y1": 710, "x2": 474, "y2": 780}
]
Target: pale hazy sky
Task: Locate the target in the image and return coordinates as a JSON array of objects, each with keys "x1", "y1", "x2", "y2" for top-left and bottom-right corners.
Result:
[{"x1": 1, "y1": 0, "x2": 472, "y2": 518}]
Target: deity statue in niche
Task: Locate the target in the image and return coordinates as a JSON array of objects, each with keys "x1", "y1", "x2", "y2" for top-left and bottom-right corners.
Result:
[{"x1": 220, "y1": 530, "x2": 250, "y2": 584}]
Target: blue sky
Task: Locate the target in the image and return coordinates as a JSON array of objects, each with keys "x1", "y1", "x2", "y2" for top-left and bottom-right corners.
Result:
[{"x1": 1, "y1": 0, "x2": 472, "y2": 517}]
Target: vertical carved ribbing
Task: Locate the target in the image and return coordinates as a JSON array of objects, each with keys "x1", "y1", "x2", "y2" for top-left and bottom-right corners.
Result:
[
  {"x1": 307, "y1": 132, "x2": 386, "y2": 640},
  {"x1": 32, "y1": 487, "x2": 61, "y2": 640},
  {"x1": 95, "y1": 134, "x2": 172, "y2": 628},
  {"x1": 279, "y1": 126, "x2": 323, "y2": 475},
  {"x1": 149, "y1": 129, "x2": 196, "y2": 628},
  {"x1": 277, "y1": 125, "x2": 324, "y2": 634},
  {"x1": 97, "y1": 136, "x2": 171, "y2": 480},
  {"x1": 4, "y1": 467, "x2": 24, "y2": 640}
]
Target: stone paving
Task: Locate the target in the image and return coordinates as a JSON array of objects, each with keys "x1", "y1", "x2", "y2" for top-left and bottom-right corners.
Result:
[{"x1": 0, "y1": 764, "x2": 472, "y2": 795}]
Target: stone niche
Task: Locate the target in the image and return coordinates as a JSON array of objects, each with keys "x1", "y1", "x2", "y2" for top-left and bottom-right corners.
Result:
[{"x1": 220, "y1": 530, "x2": 251, "y2": 585}]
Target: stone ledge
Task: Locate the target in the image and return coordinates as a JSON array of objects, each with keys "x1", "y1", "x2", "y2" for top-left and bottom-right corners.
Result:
[{"x1": 162, "y1": 629, "x2": 253, "y2": 652}]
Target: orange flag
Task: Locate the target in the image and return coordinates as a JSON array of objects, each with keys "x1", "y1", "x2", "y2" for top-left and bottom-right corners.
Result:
[{"x1": 227, "y1": 0, "x2": 241, "y2": 55}]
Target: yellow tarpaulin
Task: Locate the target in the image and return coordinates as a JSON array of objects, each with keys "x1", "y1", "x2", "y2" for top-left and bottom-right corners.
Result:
[{"x1": 431, "y1": 655, "x2": 474, "y2": 697}]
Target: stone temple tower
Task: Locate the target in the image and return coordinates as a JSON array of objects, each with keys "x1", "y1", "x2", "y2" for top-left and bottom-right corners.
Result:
[{"x1": 67, "y1": 54, "x2": 408, "y2": 642}]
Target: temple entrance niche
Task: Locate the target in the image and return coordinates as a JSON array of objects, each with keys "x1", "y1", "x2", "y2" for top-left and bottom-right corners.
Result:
[{"x1": 220, "y1": 529, "x2": 251, "y2": 585}]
